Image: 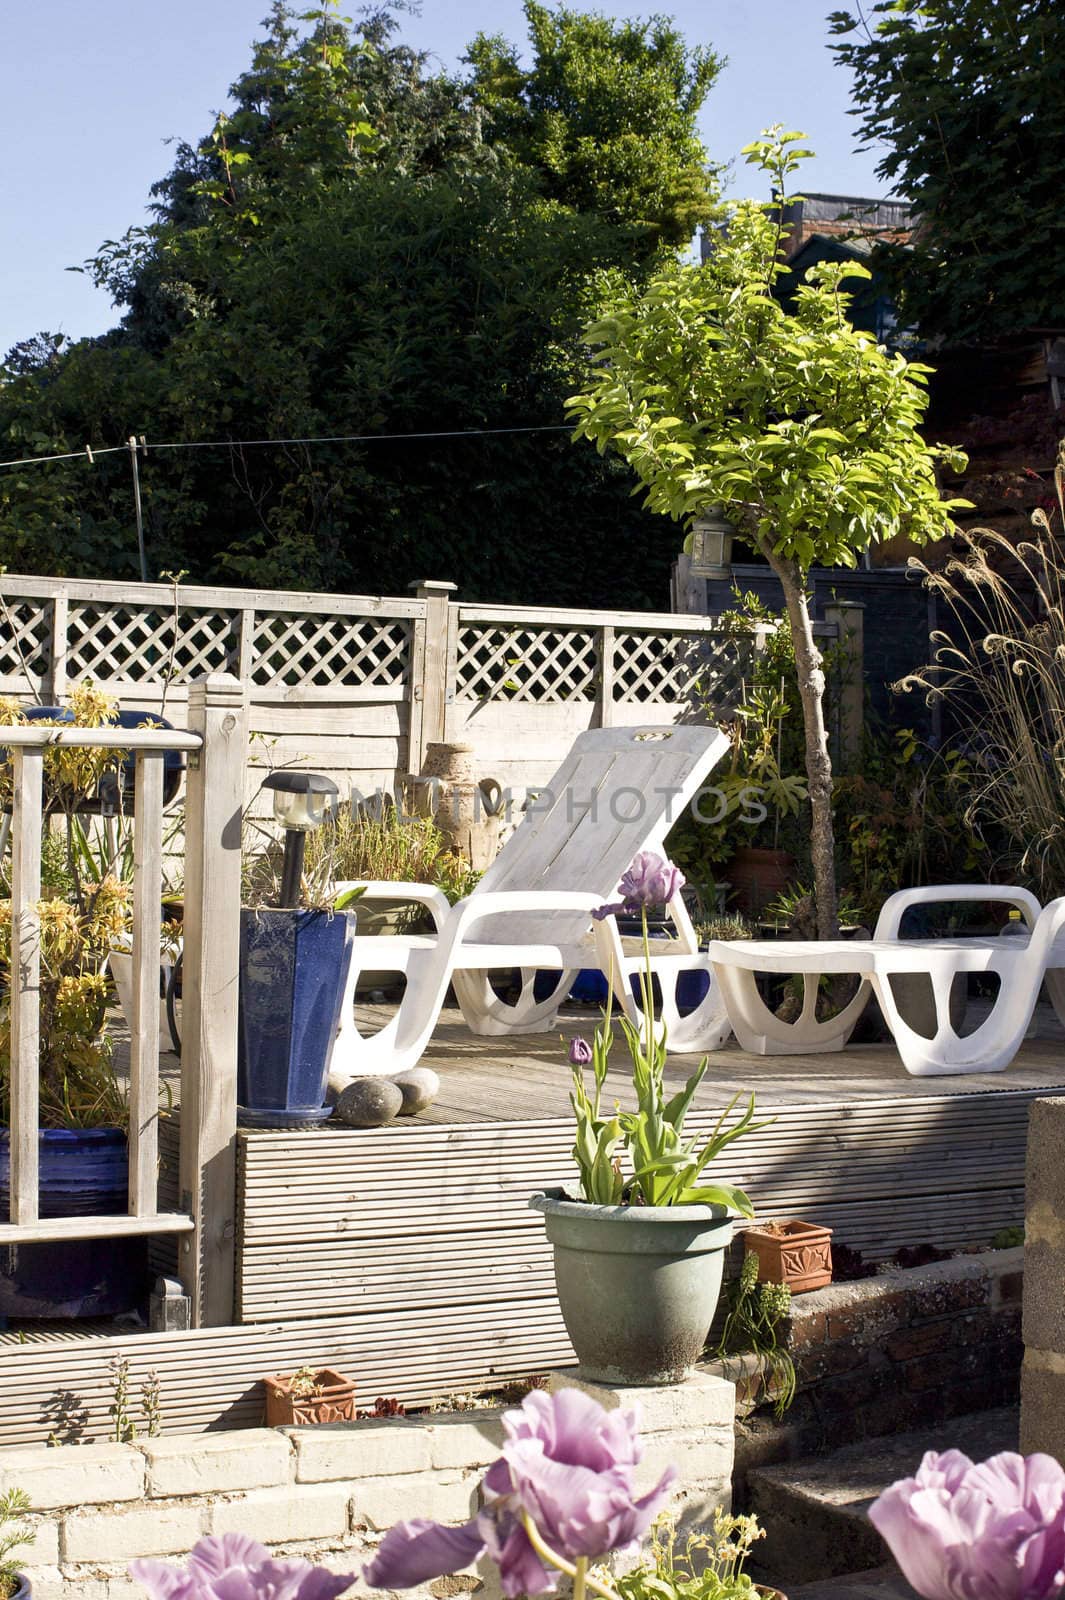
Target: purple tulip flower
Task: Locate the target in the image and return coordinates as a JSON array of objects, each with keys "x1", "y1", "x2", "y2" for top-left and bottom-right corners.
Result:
[
  {"x1": 569, "y1": 1037, "x2": 593, "y2": 1066},
  {"x1": 131, "y1": 1534, "x2": 357, "y2": 1600},
  {"x1": 363, "y1": 1388, "x2": 675, "y2": 1597},
  {"x1": 869, "y1": 1449, "x2": 1065, "y2": 1600},
  {"x1": 592, "y1": 852, "x2": 686, "y2": 922}
]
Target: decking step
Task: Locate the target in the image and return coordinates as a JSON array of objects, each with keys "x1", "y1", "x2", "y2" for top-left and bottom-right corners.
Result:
[{"x1": 747, "y1": 1405, "x2": 1018, "y2": 1588}]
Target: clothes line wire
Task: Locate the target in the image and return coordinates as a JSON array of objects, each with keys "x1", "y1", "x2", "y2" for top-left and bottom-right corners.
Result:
[{"x1": 0, "y1": 422, "x2": 574, "y2": 472}]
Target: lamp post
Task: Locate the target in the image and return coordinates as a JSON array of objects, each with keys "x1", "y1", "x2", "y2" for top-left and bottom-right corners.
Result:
[
  {"x1": 262, "y1": 771, "x2": 339, "y2": 908},
  {"x1": 688, "y1": 508, "x2": 736, "y2": 580}
]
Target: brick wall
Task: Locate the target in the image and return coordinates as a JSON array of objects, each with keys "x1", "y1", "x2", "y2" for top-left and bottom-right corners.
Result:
[
  {"x1": 0, "y1": 1373, "x2": 735, "y2": 1600},
  {"x1": 731, "y1": 1247, "x2": 1022, "y2": 1496}
]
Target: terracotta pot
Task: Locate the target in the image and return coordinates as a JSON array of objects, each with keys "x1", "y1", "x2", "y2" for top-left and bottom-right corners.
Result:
[
  {"x1": 263, "y1": 1368, "x2": 357, "y2": 1426},
  {"x1": 727, "y1": 848, "x2": 795, "y2": 918},
  {"x1": 742, "y1": 1220, "x2": 833, "y2": 1293}
]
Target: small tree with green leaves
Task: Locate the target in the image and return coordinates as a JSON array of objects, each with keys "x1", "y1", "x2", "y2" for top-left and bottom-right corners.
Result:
[{"x1": 567, "y1": 129, "x2": 968, "y2": 936}]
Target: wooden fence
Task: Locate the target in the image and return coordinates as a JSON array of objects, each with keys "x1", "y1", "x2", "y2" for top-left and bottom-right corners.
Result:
[
  {"x1": 0, "y1": 574, "x2": 859, "y2": 809},
  {"x1": 0, "y1": 678, "x2": 248, "y2": 1327}
]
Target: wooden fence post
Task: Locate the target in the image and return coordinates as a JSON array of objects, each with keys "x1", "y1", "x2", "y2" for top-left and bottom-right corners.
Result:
[
  {"x1": 8, "y1": 749, "x2": 42, "y2": 1224},
  {"x1": 598, "y1": 625, "x2": 616, "y2": 728},
  {"x1": 49, "y1": 590, "x2": 69, "y2": 704},
  {"x1": 180, "y1": 673, "x2": 247, "y2": 1327},
  {"x1": 823, "y1": 599, "x2": 865, "y2": 766},
  {"x1": 407, "y1": 580, "x2": 458, "y2": 774}
]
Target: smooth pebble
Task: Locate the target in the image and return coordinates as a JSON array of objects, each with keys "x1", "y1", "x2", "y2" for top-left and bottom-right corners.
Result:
[
  {"x1": 391, "y1": 1068, "x2": 440, "y2": 1114},
  {"x1": 334, "y1": 1077, "x2": 404, "y2": 1128}
]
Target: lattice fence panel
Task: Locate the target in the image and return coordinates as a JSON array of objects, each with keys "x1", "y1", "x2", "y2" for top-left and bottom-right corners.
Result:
[
  {"x1": 612, "y1": 630, "x2": 752, "y2": 710},
  {"x1": 456, "y1": 626, "x2": 598, "y2": 702},
  {"x1": 0, "y1": 600, "x2": 52, "y2": 683},
  {"x1": 66, "y1": 605, "x2": 239, "y2": 683},
  {"x1": 251, "y1": 613, "x2": 411, "y2": 688}
]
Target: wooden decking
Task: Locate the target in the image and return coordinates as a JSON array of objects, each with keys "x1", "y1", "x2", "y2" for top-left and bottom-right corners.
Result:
[
  {"x1": 0, "y1": 1005, "x2": 1062, "y2": 1450},
  {"x1": 399, "y1": 1004, "x2": 1065, "y2": 1117}
]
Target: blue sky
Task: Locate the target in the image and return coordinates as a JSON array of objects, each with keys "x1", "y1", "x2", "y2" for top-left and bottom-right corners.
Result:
[{"x1": 0, "y1": 0, "x2": 885, "y2": 357}]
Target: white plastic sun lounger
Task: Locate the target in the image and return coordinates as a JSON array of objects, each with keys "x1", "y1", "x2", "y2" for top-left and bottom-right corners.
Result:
[
  {"x1": 708, "y1": 884, "x2": 1065, "y2": 1076},
  {"x1": 327, "y1": 724, "x2": 733, "y2": 1086}
]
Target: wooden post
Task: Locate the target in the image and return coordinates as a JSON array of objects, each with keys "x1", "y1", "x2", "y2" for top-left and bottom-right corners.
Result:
[
  {"x1": 823, "y1": 599, "x2": 865, "y2": 767},
  {"x1": 407, "y1": 580, "x2": 457, "y2": 774},
  {"x1": 237, "y1": 608, "x2": 255, "y2": 681},
  {"x1": 598, "y1": 625, "x2": 616, "y2": 728},
  {"x1": 9, "y1": 749, "x2": 43, "y2": 1224},
  {"x1": 49, "y1": 591, "x2": 69, "y2": 704},
  {"x1": 180, "y1": 674, "x2": 247, "y2": 1326},
  {"x1": 128, "y1": 752, "x2": 164, "y2": 1216}
]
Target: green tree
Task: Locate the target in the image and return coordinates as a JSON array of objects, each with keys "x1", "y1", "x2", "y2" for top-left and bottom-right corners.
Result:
[
  {"x1": 1, "y1": 2, "x2": 722, "y2": 603},
  {"x1": 465, "y1": 2, "x2": 721, "y2": 251},
  {"x1": 829, "y1": 0, "x2": 1065, "y2": 344},
  {"x1": 567, "y1": 130, "x2": 968, "y2": 935}
]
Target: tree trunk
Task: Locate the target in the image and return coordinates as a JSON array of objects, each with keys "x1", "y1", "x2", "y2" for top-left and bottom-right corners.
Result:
[{"x1": 766, "y1": 552, "x2": 839, "y2": 939}]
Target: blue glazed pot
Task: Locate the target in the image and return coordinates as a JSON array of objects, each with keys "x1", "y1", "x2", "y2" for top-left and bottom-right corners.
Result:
[
  {"x1": 237, "y1": 908, "x2": 357, "y2": 1128},
  {"x1": 0, "y1": 1128, "x2": 148, "y2": 1318}
]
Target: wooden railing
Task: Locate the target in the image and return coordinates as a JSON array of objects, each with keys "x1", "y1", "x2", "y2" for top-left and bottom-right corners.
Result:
[{"x1": 2, "y1": 675, "x2": 248, "y2": 1326}]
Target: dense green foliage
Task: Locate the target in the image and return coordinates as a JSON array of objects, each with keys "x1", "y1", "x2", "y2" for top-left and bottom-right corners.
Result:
[
  {"x1": 830, "y1": 0, "x2": 1065, "y2": 344},
  {"x1": 0, "y1": 2, "x2": 722, "y2": 602}
]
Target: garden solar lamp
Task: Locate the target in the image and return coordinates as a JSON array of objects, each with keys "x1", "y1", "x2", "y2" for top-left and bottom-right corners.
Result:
[{"x1": 263, "y1": 770, "x2": 339, "y2": 908}]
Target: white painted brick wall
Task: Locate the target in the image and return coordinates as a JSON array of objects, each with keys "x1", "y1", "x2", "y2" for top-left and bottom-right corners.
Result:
[
  {"x1": 208, "y1": 1486, "x2": 351, "y2": 1544},
  {"x1": 0, "y1": 1443, "x2": 145, "y2": 1509},
  {"x1": 0, "y1": 1366, "x2": 735, "y2": 1600},
  {"x1": 62, "y1": 1502, "x2": 208, "y2": 1563},
  {"x1": 142, "y1": 1430, "x2": 292, "y2": 1497},
  {"x1": 292, "y1": 1422, "x2": 432, "y2": 1483},
  {"x1": 351, "y1": 1471, "x2": 478, "y2": 1532}
]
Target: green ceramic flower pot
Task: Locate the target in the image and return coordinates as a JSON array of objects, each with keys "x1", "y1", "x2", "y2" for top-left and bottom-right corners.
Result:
[{"x1": 529, "y1": 1188, "x2": 733, "y2": 1385}]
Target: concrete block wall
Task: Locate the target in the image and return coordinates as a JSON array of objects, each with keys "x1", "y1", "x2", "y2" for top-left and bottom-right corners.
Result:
[
  {"x1": 0, "y1": 1373, "x2": 735, "y2": 1600},
  {"x1": 1022, "y1": 1097, "x2": 1065, "y2": 1458}
]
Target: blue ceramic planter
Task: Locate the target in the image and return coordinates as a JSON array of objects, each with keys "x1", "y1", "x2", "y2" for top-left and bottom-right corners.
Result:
[
  {"x1": 237, "y1": 908, "x2": 357, "y2": 1128},
  {"x1": 0, "y1": 1128, "x2": 148, "y2": 1318}
]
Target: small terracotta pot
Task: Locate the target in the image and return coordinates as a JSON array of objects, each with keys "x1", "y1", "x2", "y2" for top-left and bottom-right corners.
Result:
[
  {"x1": 742, "y1": 1220, "x2": 833, "y2": 1293},
  {"x1": 263, "y1": 1368, "x2": 357, "y2": 1426}
]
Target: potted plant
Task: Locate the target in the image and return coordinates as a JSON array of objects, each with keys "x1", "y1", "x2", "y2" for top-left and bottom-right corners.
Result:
[
  {"x1": 530, "y1": 852, "x2": 770, "y2": 1385},
  {"x1": 0, "y1": 688, "x2": 154, "y2": 1318},
  {"x1": 0, "y1": 1489, "x2": 33, "y2": 1600},
  {"x1": 303, "y1": 796, "x2": 478, "y2": 996},
  {"x1": 741, "y1": 1219, "x2": 833, "y2": 1293},
  {"x1": 237, "y1": 771, "x2": 364, "y2": 1128},
  {"x1": 263, "y1": 1364, "x2": 357, "y2": 1426}
]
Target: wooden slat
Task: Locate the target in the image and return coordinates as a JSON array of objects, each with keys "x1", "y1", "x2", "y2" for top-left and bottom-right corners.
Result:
[
  {"x1": 129, "y1": 752, "x2": 164, "y2": 1215},
  {"x1": 0, "y1": 726, "x2": 201, "y2": 751},
  {"x1": 0, "y1": 1212, "x2": 194, "y2": 1244},
  {"x1": 8, "y1": 748, "x2": 43, "y2": 1225},
  {"x1": 0, "y1": 573, "x2": 428, "y2": 620},
  {"x1": 0, "y1": 1301, "x2": 574, "y2": 1446}
]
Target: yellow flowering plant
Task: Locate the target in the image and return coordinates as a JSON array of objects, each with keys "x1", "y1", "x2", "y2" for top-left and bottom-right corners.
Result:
[{"x1": 0, "y1": 685, "x2": 135, "y2": 1128}]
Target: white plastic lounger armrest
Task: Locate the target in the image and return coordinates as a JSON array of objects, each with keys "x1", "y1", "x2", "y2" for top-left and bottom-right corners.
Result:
[
  {"x1": 333, "y1": 879, "x2": 451, "y2": 932},
  {"x1": 874, "y1": 884, "x2": 1042, "y2": 942}
]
